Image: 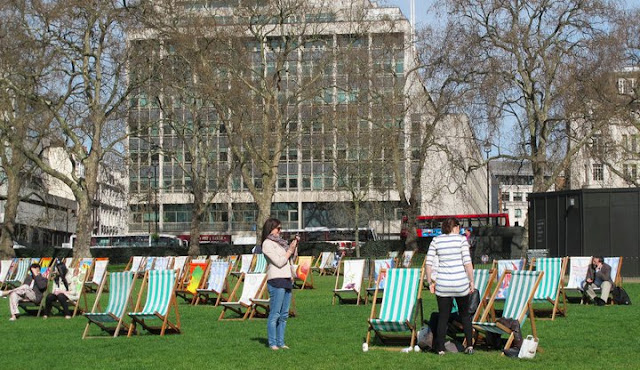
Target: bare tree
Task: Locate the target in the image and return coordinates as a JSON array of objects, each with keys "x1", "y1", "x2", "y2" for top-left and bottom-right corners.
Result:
[
  {"x1": 8, "y1": 1, "x2": 141, "y2": 257},
  {"x1": 440, "y1": 0, "x2": 629, "y2": 192}
]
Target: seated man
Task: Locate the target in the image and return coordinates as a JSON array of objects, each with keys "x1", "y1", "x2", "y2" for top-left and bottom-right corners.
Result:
[
  {"x1": 581, "y1": 256, "x2": 612, "y2": 306},
  {"x1": 1, "y1": 263, "x2": 48, "y2": 320}
]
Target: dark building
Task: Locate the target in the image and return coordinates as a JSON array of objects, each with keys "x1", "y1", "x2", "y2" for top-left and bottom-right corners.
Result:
[{"x1": 528, "y1": 188, "x2": 640, "y2": 276}]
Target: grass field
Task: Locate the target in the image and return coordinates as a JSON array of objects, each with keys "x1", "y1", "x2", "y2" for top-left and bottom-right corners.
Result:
[{"x1": 1, "y1": 268, "x2": 638, "y2": 369}]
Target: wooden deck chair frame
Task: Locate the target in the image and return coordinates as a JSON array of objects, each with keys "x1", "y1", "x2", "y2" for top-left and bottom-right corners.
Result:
[
  {"x1": 332, "y1": 259, "x2": 366, "y2": 305},
  {"x1": 194, "y1": 261, "x2": 232, "y2": 306},
  {"x1": 365, "y1": 268, "x2": 425, "y2": 351},
  {"x1": 293, "y1": 256, "x2": 314, "y2": 289},
  {"x1": 82, "y1": 271, "x2": 137, "y2": 339},
  {"x1": 529, "y1": 257, "x2": 568, "y2": 320},
  {"x1": 314, "y1": 252, "x2": 336, "y2": 276},
  {"x1": 127, "y1": 270, "x2": 181, "y2": 336},
  {"x1": 66, "y1": 260, "x2": 94, "y2": 317},
  {"x1": 218, "y1": 273, "x2": 267, "y2": 321},
  {"x1": 176, "y1": 259, "x2": 211, "y2": 303},
  {"x1": 473, "y1": 270, "x2": 544, "y2": 352}
]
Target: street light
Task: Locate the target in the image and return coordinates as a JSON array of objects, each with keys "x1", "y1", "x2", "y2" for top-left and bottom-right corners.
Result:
[{"x1": 483, "y1": 141, "x2": 492, "y2": 225}]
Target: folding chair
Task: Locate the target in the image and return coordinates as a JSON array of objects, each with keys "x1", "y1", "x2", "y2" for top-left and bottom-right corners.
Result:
[
  {"x1": 313, "y1": 252, "x2": 336, "y2": 276},
  {"x1": 3, "y1": 258, "x2": 30, "y2": 290},
  {"x1": 125, "y1": 256, "x2": 146, "y2": 277},
  {"x1": 366, "y1": 258, "x2": 395, "y2": 303},
  {"x1": 144, "y1": 257, "x2": 156, "y2": 272},
  {"x1": 0, "y1": 259, "x2": 14, "y2": 288},
  {"x1": 176, "y1": 259, "x2": 210, "y2": 303},
  {"x1": 492, "y1": 258, "x2": 526, "y2": 299},
  {"x1": 195, "y1": 261, "x2": 231, "y2": 306},
  {"x1": 231, "y1": 254, "x2": 255, "y2": 278},
  {"x1": 401, "y1": 250, "x2": 415, "y2": 268},
  {"x1": 365, "y1": 268, "x2": 425, "y2": 351},
  {"x1": 252, "y1": 254, "x2": 267, "y2": 274},
  {"x1": 172, "y1": 256, "x2": 189, "y2": 282},
  {"x1": 333, "y1": 259, "x2": 366, "y2": 305},
  {"x1": 293, "y1": 256, "x2": 314, "y2": 289},
  {"x1": 153, "y1": 257, "x2": 171, "y2": 271},
  {"x1": 530, "y1": 257, "x2": 568, "y2": 319},
  {"x1": 83, "y1": 271, "x2": 137, "y2": 338},
  {"x1": 473, "y1": 270, "x2": 544, "y2": 352},
  {"x1": 84, "y1": 258, "x2": 109, "y2": 293},
  {"x1": 128, "y1": 270, "x2": 181, "y2": 336},
  {"x1": 219, "y1": 273, "x2": 267, "y2": 321}
]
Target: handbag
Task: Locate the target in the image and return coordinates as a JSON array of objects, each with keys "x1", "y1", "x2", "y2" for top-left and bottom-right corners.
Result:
[
  {"x1": 468, "y1": 289, "x2": 480, "y2": 315},
  {"x1": 518, "y1": 335, "x2": 538, "y2": 359}
]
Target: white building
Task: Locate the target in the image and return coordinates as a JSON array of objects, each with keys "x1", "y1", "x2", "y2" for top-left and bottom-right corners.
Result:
[
  {"x1": 127, "y1": 1, "x2": 488, "y2": 242},
  {"x1": 569, "y1": 67, "x2": 639, "y2": 189}
]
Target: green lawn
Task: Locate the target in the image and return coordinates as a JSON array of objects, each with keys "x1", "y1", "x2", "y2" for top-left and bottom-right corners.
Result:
[{"x1": 1, "y1": 270, "x2": 638, "y2": 369}]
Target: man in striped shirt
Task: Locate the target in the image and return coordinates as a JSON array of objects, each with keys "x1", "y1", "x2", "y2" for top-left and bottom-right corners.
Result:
[{"x1": 425, "y1": 218, "x2": 475, "y2": 355}]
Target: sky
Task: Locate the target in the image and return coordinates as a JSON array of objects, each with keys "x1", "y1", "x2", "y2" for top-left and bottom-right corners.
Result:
[{"x1": 378, "y1": 0, "x2": 441, "y2": 28}]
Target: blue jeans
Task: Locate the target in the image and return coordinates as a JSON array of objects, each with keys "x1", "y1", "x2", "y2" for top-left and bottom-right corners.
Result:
[{"x1": 267, "y1": 284, "x2": 291, "y2": 347}]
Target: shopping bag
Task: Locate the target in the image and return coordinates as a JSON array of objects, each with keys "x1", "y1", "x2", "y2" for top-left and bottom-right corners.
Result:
[{"x1": 518, "y1": 335, "x2": 538, "y2": 359}]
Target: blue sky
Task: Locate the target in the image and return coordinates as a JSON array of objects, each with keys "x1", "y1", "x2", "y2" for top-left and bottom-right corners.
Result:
[{"x1": 379, "y1": 0, "x2": 440, "y2": 28}]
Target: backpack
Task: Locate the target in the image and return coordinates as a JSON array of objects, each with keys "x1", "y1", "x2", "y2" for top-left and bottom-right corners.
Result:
[{"x1": 612, "y1": 286, "x2": 631, "y2": 305}]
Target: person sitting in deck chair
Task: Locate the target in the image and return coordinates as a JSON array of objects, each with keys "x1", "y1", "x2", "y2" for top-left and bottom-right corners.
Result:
[
  {"x1": 42, "y1": 260, "x2": 82, "y2": 319},
  {"x1": 581, "y1": 256, "x2": 612, "y2": 306},
  {"x1": 1, "y1": 263, "x2": 47, "y2": 321}
]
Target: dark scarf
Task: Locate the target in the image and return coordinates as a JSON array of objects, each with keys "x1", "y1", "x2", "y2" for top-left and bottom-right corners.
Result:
[{"x1": 267, "y1": 234, "x2": 289, "y2": 251}]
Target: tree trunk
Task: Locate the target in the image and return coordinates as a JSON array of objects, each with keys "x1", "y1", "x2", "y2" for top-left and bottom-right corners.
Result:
[
  {"x1": 188, "y1": 192, "x2": 204, "y2": 257},
  {"x1": 403, "y1": 202, "x2": 419, "y2": 254},
  {"x1": 0, "y1": 170, "x2": 20, "y2": 259},
  {"x1": 74, "y1": 197, "x2": 92, "y2": 258},
  {"x1": 354, "y1": 199, "x2": 360, "y2": 258},
  {"x1": 255, "y1": 195, "x2": 273, "y2": 244}
]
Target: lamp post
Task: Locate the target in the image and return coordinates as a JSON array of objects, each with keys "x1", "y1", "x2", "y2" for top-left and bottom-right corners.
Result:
[{"x1": 484, "y1": 141, "x2": 492, "y2": 225}]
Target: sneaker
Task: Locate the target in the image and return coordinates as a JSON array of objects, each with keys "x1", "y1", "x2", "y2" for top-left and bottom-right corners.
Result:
[
  {"x1": 280, "y1": 345, "x2": 290, "y2": 350},
  {"x1": 9, "y1": 316, "x2": 17, "y2": 321},
  {"x1": 438, "y1": 351, "x2": 445, "y2": 356},
  {"x1": 65, "y1": 315, "x2": 72, "y2": 320},
  {"x1": 595, "y1": 297, "x2": 606, "y2": 306},
  {"x1": 42, "y1": 315, "x2": 48, "y2": 320},
  {"x1": 464, "y1": 346, "x2": 474, "y2": 355}
]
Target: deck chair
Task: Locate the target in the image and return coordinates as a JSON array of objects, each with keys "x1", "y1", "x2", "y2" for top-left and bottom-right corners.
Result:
[
  {"x1": 313, "y1": 252, "x2": 336, "y2": 276},
  {"x1": 176, "y1": 259, "x2": 210, "y2": 303},
  {"x1": 0, "y1": 259, "x2": 14, "y2": 287},
  {"x1": 365, "y1": 268, "x2": 424, "y2": 350},
  {"x1": 333, "y1": 259, "x2": 366, "y2": 305},
  {"x1": 249, "y1": 287, "x2": 298, "y2": 320},
  {"x1": 251, "y1": 254, "x2": 267, "y2": 274},
  {"x1": 231, "y1": 254, "x2": 255, "y2": 278},
  {"x1": 126, "y1": 256, "x2": 146, "y2": 276},
  {"x1": 173, "y1": 256, "x2": 189, "y2": 281},
  {"x1": 530, "y1": 257, "x2": 568, "y2": 320},
  {"x1": 3, "y1": 258, "x2": 30, "y2": 289},
  {"x1": 153, "y1": 257, "x2": 171, "y2": 271},
  {"x1": 84, "y1": 259, "x2": 109, "y2": 293},
  {"x1": 293, "y1": 256, "x2": 314, "y2": 289},
  {"x1": 366, "y1": 258, "x2": 395, "y2": 303},
  {"x1": 493, "y1": 258, "x2": 526, "y2": 299},
  {"x1": 401, "y1": 250, "x2": 415, "y2": 268},
  {"x1": 564, "y1": 256, "x2": 592, "y2": 294},
  {"x1": 227, "y1": 255, "x2": 239, "y2": 269},
  {"x1": 83, "y1": 271, "x2": 137, "y2": 338},
  {"x1": 588, "y1": 257, "x2": 623, "y2": 304},
  {"x1": 39, "y1": 258, "x2": 53, "y2": 278},
  {"x1": 144, "y1": 257, "x2": 156, "y2": 272},
  {"x1": 473, "y1": 270, "x2": 544, "y2": 351},
  {"x1": 128, "y1": 270, "x2": 181, "y2": 336},
  {"x1": 446, "y1": 268, "x2": 497, "y2": 341},
  {"x1": 68, "y1": 262, "x2": 93, "y2": 317},
  {"x1": 195, "y1": 261, "x2": 231, "y2": 306},
  {"x1": 218, "y1": 273, "x2": 267, "y2": 321}
]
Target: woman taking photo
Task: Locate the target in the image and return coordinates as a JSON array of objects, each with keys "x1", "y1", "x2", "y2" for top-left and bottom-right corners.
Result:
[
  {"x1": 261, "y1": 218, "x2": 299, "y2": 351},
  {"x1": 425, "y1": 217, "x2": 475, "y2": 355}
]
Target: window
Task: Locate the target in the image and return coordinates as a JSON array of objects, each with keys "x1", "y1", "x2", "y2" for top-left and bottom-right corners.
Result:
[
  {"x1": 515, "y1": 209, "x2": 522, "y2": 218},
  {"x1": 623, "y1": 164, "x2": 638, "y2": 182},
  {"x1": 618, "y1": 78, "x2": 637, "y2": 95},
  {"x1": 501, "y1": 192, "x2": 510, "y2": 202},
  {"x1": 592, "y1": 163, "x2": 604, "y2": 181},
  {"x1": 513, "y1": 192, "x2": 523, "y2": 202}
]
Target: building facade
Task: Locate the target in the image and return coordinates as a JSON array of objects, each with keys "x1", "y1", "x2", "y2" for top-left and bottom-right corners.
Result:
[
  {"x1": 127, "y1": 1, "x2": 488, "y2": 243},
  {"x1": 489, "y1": 161, "x2": 536, "y2": 227}
]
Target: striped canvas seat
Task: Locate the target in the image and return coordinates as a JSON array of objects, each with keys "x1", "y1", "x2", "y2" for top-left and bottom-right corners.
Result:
[
  {"x1": 5, "y1": 259, "x2": 29, "y2": 288},
  {"x1": 533, "y1": 258, "x2": 563, "y2": 300},
  {"x1": 369, "y1": 268, "x2": 421, "y2": 332},
  {"x1": 473, "y1": 270, "x2": 543, "y2": 350},
  {"x1": 252, "y1": 254, "x2": 267, "y2": 274},
  {"x1": 200, "y1": 261, "x2": 230, "y2": 293},
  {"x1": 84, "y1": 271, "x2": 135, "y2": 325},
  {"x1": 129, "y1": 270, "x2": 176, "y2": 320}
]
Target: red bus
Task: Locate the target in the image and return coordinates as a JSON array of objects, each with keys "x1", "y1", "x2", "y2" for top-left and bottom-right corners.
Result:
[{"x1": 401, "y1": 213, "x2": 510, "y2": 239}]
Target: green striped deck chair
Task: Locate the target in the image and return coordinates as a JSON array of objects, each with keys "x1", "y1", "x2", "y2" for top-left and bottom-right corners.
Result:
[
  {"x1": 219, "y1": 273, "x2": 267, "y2": 321},
  {"x1": 366, "y1": 258, "x2": 395, "y2": 303},
  {"x1": 333, "y1": 259, "x2": 366, "y2": 305},
  {"x1": 128, "y1": 270, "x2": 181, "y2": 336},
  {"x1": 252, "y1": 254, "x2": 267, "y2": 274},
  {"x1": 531, "y1": 257, "x2": 567, "y2": 320},
  {"x1": 4, "y1": 258, "x2": 30, "y2": 289},
  {"x1": 195, "y1": 261, "x2": 231, "y2": 306},
  {"x1": 473, "y1": 270, "x2": 544, "y2": 351},
  {"x1": 366, "y1": 268, "x2": 424, "y2": 350},
  {"x1": 83, "y1": 271, "x2": 136, "y2": 338}
]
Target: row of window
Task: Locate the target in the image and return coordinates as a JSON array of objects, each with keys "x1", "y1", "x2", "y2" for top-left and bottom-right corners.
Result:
[{"x1": 501, "y1": 191, "x2": 528, "y2": 202}]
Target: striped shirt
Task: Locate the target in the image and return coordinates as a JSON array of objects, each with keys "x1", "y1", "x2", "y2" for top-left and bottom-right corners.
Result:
[{"x1": 426, "y1": 233, "x2": 472, "y2": 297}]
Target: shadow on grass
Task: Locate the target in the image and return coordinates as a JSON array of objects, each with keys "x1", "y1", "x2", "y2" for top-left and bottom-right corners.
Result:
[{"x1": 251, "y1": 337, "x2": 270, "y2": 347}]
